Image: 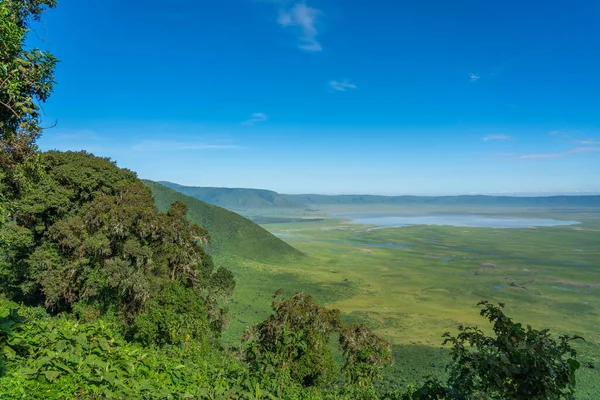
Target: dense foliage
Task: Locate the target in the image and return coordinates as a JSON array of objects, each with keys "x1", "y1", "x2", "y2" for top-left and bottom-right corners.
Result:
[
  {"x1": 443, "y1": 301, "x2": 582, "y2": 399},
  {"x1": 0, "y1": 301, "x2": 253, "y2": 399},
  {"x1": 0, "y1": 297, "x2": 394, "y2": 399},
  {"x1": 0, "y1": 0, "x2": 57, "y2": 195},
  {"x1": 242, "y1": 290, "x2": 393, "y2": 394},
  {"x1": 0, "y1": 151, "x2": 235, "y2": 343},
  {"x1": 404, "y1": 301, "x2": 583, "y2": 400}
]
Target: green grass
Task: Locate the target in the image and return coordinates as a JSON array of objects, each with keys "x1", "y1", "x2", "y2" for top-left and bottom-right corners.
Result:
[
  {"x1": 144, "y1": 180, "x2": 303, "y2": 263},
  {"x1": 214, "y1": 205, "x2": 600, "y2": 398},
  {"x1": 261, "y1": 218, "x2": 600, "y2": 343},
  {"x1": 153, "y1": 183, "x2": 600, "y2": 397}
]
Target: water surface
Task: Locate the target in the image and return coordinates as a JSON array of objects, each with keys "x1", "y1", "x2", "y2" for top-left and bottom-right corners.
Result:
[{"x1": 333, "y1": 213, "x2": 579, "y2": 229}]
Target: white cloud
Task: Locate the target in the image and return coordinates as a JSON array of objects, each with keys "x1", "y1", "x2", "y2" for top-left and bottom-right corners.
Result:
[
  {"x1": 277, "y1": 3, "x2": 322, "y2": 52},
  {"x1": 520, "y1": 146, "x2": 600, "y2": 159},
  {"x1": 575, "y1": 139, "x2": 599, "y2": 145},
  {"x1": 470, "y1": 73, "x2": 480, "y2": 82},
  {"x1": 483, "y1": 135, "x2": 511, "y2": 141},
  {"x1": 132, "y1": 140, "x2": 239, "y2": 152},
  {"x1": 329, "y1": 80, "x2": 357, "y2": 92},
  {"x1": 242, "y1": 113, "x2": 268, "y2": 126}
]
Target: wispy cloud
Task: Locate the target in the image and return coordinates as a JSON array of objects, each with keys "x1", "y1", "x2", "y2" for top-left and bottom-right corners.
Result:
[
  {"x1": 470, "y1": 64, "x2": 506, "y2": 82},
  {"x1": 483, "y1": 135, "x2": 511, "y2": 141},
  {"x1": 276, "y1": 3, "x2": 322, "y2": 52},
  {"x1": 132, "y1": 140, "x2": 240, "y2": 152},
  {"x1": 329, "y1": 80, "x2": 356, "y2": 92},
  {"x1": 549, "y1": 130, "x2": 571, "y2": 137},
  {"x1": 575, "y1": 139, "x2": 599, "y2": 146},
  {"x1": 242, "y1": 113, "x2": 268, "y2": 126},
  {"x1": 520, "y1": 146, "x2": 600, "y2": 159}
]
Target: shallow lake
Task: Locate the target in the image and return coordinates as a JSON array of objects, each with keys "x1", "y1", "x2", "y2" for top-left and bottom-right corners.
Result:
[
  {"x1": 271, "y1": 232, "x2": 293, "y2": 237},
  {"x1": 332, "y1": 213, "x2": 580, "y2": 229}
]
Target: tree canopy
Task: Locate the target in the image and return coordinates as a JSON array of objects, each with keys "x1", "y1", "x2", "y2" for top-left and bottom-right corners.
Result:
[
  {"x1": 242, "y1": 290, "x2": 393, "y2": 395},
  {"x1": 0, "y1": 0, "x2": 57, "y2": 194},
  {"x1": 406, "y1": 301, "x2": 583, "y2": 400},
  {"x1": 0, "y1": 151, "x2": 235, "y2": 344}
]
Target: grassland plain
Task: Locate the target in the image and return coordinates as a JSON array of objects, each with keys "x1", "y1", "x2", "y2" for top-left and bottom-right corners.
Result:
[{"x1": 216, "y1": 205, "x2": 600, "y2": 397}]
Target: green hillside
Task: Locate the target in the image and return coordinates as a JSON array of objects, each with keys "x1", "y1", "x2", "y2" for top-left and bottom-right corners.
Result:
[
  {"x1": 144, "y1": 181, "x2": 303, "y2": 262},
  {"x1": 158, "y1": 181, "x2": 303, "y2": 210}
]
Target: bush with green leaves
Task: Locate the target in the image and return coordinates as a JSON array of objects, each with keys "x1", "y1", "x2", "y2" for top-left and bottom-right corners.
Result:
[
  {"x1": 130, "y1": 281, "x2": 210, "y2": 347},
  {"x1": 0, "y1": 301, "x2": 383, "y2": 400},
  {"x1": 406, "y1": 301, "x2": 583, "y2": 400},
  {"x1": 243, "y1": 290, "x2": 342, "y2": 391},
  {"x1": 340, "y1": 323, "x2": 394, "y2": 388},
  {"x1": 242, "y1": 290, "x2": 394, "y2": 395}
]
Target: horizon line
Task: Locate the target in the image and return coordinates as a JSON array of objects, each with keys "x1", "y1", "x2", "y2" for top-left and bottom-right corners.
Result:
[{"x1": 153, "y1": 181, "x2": 600, "y2": 198}]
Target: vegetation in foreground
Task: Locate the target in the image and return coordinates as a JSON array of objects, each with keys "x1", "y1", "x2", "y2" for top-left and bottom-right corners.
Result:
[
  {"x1": 0, "y1": 1, "x2": 592, "y2": 398},
  {"x1": 0, "y1": 294, "x2": 584, "y2": 399}
]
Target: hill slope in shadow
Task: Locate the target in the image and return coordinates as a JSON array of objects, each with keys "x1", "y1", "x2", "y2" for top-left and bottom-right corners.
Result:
[{"x1": 144, "y1": 181, "x2": 304, "y2": 262}]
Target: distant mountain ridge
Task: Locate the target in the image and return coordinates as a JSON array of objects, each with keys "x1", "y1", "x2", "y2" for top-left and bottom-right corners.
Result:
[
  {"x1": 144, "y1": 181, "x2": 303, "y2": 262},
  {"x1": 158, "y1": 182, "x2": 600, "y2": 209},
  {"x1": 284, "y1": 193, "x2": 600, "y2": 207},
  {"x1": 158, "y1": 181, "x2": 303, "y2": 210}
]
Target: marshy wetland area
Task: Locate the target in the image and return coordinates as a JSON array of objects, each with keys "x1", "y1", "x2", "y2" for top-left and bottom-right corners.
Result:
[{"x1": 222, "y1": 204, "x2": 600, "y2": 397}]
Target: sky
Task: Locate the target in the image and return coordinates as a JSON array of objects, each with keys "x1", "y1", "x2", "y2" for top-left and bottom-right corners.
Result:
[{"x1": 33, "y1": 0, "x2": 600, "y2": 195}]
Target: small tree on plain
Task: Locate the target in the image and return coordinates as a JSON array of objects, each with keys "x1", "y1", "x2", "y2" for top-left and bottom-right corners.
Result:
[{"x1": 441, "y1": 301, "x2": 582, "y2": 400}]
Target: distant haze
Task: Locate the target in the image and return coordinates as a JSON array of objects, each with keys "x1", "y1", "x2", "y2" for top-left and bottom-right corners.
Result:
[{"x1": 157, "y1": 182, "x2": 600, "y2": 210}]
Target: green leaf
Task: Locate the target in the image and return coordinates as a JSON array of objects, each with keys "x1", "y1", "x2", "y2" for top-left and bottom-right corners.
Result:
[
  {"x1": 2, "y1": 345, "x2": 16, "y2": 360},
  {"x1": 567, "y1": 358, "x2": 580, "y2": 372},
  {"x1": 98, "y1": 337, "x2": 110, "y2": 352},
  {"x1": 104, "y1": 371, "x2": 117, "y2": 384},
  {"x1": 20, "y1": 368, "x2": 39, "y2": 375},
  {"x1": 55, "y1": 363, "x2": 74, "y2": 374},
  {"x1": 42, "y1": 370, "x2": 60, "y2": 382}
]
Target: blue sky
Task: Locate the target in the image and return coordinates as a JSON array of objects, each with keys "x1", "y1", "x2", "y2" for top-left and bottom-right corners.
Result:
[{"x1": 35, "y1": 0, "x2": 599, "y2": 195}]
